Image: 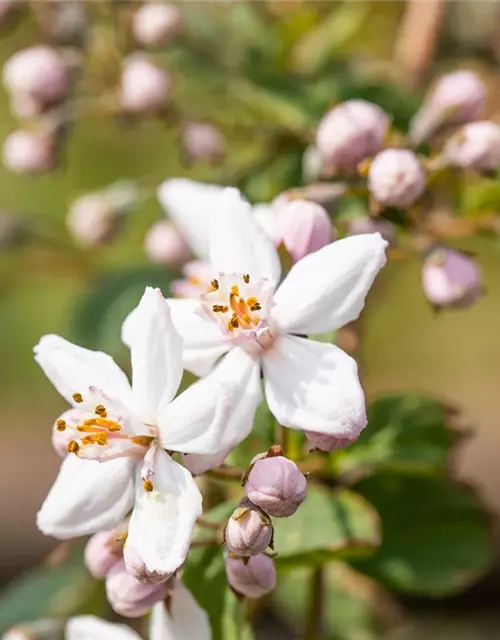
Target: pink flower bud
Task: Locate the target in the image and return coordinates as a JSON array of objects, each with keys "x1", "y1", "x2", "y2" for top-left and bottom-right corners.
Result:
[
  {"x1": 132, "y1": 2, "x2": 181, "y2": 46},
  {"x1": 144, "y1": 220, "x2": 190, "y2": 265},
  {"x1": 421, "y1": 247, "x2": 483, "y2": 309},
  {"x1": 275, "y1": 200, "x2": 334, "y2": 263},
  {"x1": 225, "y1": 554, "x2": 276, "y2": 598},
  {"x1": 444, "y1": 121, "x2": 500, "y2": 173},
  {"x1": 84, "y1": 530, "x2": 123, "y2": 579},
  {"x1": 410, "y1": 70, "x2": 486, "y2": 144},
  {"x1": 347, "y1": 217, "x2": 397, "y2": 246},
  {"x1": 225, "y1": 501, "x2": 273, "y2": 557},
  {"x1": 170, "y1": 260, "x2": 212, "y2": 298},
  {"x1": 306, "y1": 431, "x2": 357, "y2": 452},
  {"x1": 245, "y1": 456, "x2": 307, "y2": 518},
  {"x1": 106, "y1": 559, "x2": 170, "y2": 617},
  {"x1": 316, "y1": 100, "x2": 389, "y2": 174},
  {"x1": 120, "y1": 56, "x2": 171, "y2": 114},
  {"x1": 52, "y1": 408, "x2": 81, "y2": 457},
  {"x1": 182, "y1": 122, "x2": 225, "y2": 163},
  {"x1": 3, "y1": 46, "x2": 68, "y2": 112},
  {"x1": 368, "y1": 149, "x2": 426, "y2": 208},
  {"x1": 3, "y1": 130, "x2": 54, "y2": 174},
  {"x1": 67, "y1": 194, "x2": 116, "y2": 246}
]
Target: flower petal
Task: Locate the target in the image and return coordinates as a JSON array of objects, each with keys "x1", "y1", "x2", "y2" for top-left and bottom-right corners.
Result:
[
  {"x1": 130, "y1": 288, "x2": 183, "y2": 423},
  {"x1": 262, "y1": 335, "x2": 366, "y2": 438},
  {"x1": 37, "y1": 456, "x2": 135, "y2": 539},
  {"x1": 34, "y1": 335, "x2": 133, "y2": 408},
  {"x1": 157, "y1": 348, "x2": 262, "y2": 455},
  {"x1": 271, "y1": 233, "x2": 388, "y2": 335},
  {"x1": 158, "y1": 179, "x2": 226, "y2": 260},
  {"x1": 183, "y1": 448, "x2": 231, "y2": 476},
  {"x1": 67, "y1": 616, "x2": 142, "y2": 640},
  {"x1": 125, "y1": 450, "x2": 202, "y2": 581},
  {"x1": 209, "y1": 188, "x2": 281, "y2": 284},
  {"x1": 150, "y1": 585, "x2": 211, "y2": 640}
]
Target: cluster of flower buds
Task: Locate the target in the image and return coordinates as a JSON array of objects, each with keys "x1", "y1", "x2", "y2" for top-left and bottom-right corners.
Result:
[{"x1": 223, "y1": 446, "x2": 307, "y2": 598}]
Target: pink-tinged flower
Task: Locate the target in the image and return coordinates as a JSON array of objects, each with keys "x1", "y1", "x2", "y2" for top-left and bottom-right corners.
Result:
[
  {"x1": 182, "y1": 122, "x2": 225, "y2": 163},
  {"x1": 3, "y1": 129, "x2": 54, "y2": 174},
  {"x1": 120, "y1": 56, "x2": 171, "y2": 114},
  {"x1": 3, "y1": 45, "x2": 68, "y2": 116},
  {"x1": 35, "y1": 288, "x2": 256, "y2": 584},
  {"x1": 84, "y1": 529, "x2": 124, "y2": 579},
  {"x1": 225, "y1": 502, "x2": 273, "y2": 556},
  {"x1": 132, "y1": 2, "x2": 182, "y2": 47},
  {"x1": 245, "y1": 455, "x2": 307, "y2": 517},
  {"x1": 124, "y1": 187, "x2": 388, "y2": 452},
  {"x1": 315, "y1": 100, "x2": 390, "y2": 174},
  {"x1": 368, "y1": 149, "x2": 426, "y2": 208},
  {"x1": 106, "y1": 559, "x2": 171, "y2": 617},
  {"x1": 144, "y1": 221, "x2": 191, "y2": 265},
  {"x1": 225, "y1": 554, "x2": 276, "y2": 598},
  {"x1": 275, "y1": 199, "x2": 334, "y2": 263},
  {"x1": 444, "y1": 121, "x2": 500, "y2": 173},
  {"x1": 305, "y1": 431, "x2": 357, "y2": 452},
  {"x1": 410, "y1": 70, "x2": 486, "y2": 145},
  {"x1": 421, "y1": 247, "x2": 483, "y2": 309}
]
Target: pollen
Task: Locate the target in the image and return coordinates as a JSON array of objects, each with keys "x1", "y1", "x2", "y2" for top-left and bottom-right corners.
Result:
[
  {"x1": 212, "y1": 304, "x2": 229, "y2": 313},
  {"x1": 247, "y1": 297, "x2": 261, "y2": 311},
  {"x1": 228, "y1": 314, "x2": 240, "y2": 330},
  {"x1": 230, "y1": 285, "x2": 240, "y2": 297},
  {"x1": 56, "y1": 419, "x2": 66, "y2": 432},
  {"x1": 242, "y1": 274, "x2": 250, "y2": 283},
  {"x1": 131, "y1": 435, "x2": 154, "y2": 447},
  {"x1": 143, "y1": 479, "x2": 154, "y2": 492},
  {"x1": 95, "y1": 405, "x2": 107, "y2": 418},
  {"x1": 68, "y1": 440, "x2": 80, "y2": 454},
  {"x1": 209, "y1": 279, "x2": 219, "y2": 291},
  {"x1": 72, "y1": 392, "x2": 83, "y2": 404}
]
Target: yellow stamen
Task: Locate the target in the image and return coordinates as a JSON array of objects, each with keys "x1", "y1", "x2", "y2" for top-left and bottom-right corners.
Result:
[
  {"x1": 228, "y1": 314, "x2": 239, "y2": 331},
  {"x1": 72, "y1": 392, "x2": 83, "y2": 404},
  {"x1": 95, "y1": 404, "x2": 107, "y2": 418},
  {"x1": 143, "y1": 479, "x2": 154, "y2": 492},
  {"x1": 68, "y1": 440, "x2": 79, "y2": 454},
  {"x1": 242, "y1": 274, "x2": 250, "y2": 283},
  {"x1": 212, "y1": 304, "x2": 229, "y2": 313},
  {"x1": 56, "y1": 419, "x2": 66, "y2": 432},
  {"x1": 231, "y1": 285, "x2": 240, "y2": 296},
  {"x1": 131, "y1": 435, "x2": 155, "y2": 447},
  {"x1": 246, "y1": 297, "x2": 261, "y2": 311},
  {"x1": 209, "y1": 279, "x2": 219, "y2": 291}
]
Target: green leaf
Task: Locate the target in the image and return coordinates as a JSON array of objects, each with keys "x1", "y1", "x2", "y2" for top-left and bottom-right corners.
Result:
[
  {"x1": 352, "y1": 474, "x2": 494, "y2": 596},
  {"x1": 273, "y1": 486, "x2": 380, "y2": 569},
  {"x1": 0, "y1": 543, "x2": 103, "y2": 632},
  {"x1": 461, "y1": 177, "x2": 500, "y2": 215},
  {"x1": 337, "y1": 394, "x2": 461, "y2": 477}
]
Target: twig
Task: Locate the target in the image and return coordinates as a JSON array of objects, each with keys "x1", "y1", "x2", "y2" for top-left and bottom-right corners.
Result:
[{"x1": 305, "y1": 567, "x2": 324, "y2": 638}]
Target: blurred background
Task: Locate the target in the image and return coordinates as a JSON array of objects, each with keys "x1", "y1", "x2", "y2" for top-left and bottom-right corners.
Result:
[{"x1": 1, "y1": 1, "x2": 500, "y2": 638}]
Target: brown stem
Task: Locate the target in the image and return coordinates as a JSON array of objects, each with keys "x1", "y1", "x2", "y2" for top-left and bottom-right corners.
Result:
[
  {"x1": 197, "y1": 516, "x2": 223, "y2": 530},
  {"x1": 207, "y1": 465, "x2": 245, "y2": 482},
  {"x1": 305, "y1": 567, "x2": 324, "y2": 638}
]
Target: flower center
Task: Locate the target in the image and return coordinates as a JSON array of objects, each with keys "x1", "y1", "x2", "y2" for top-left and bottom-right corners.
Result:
[{"x1": 201, "y1": 272, "x2": 275, "y2": 354}]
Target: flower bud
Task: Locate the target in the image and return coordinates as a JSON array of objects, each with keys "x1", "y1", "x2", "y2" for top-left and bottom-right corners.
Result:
[
  {"x1": 84, "y1": 530, "x2": 123, "y2": 579},
  {"x1": 368, "y1": 149, "x2": 426, "y2": 208},
  {"x1": 3, "y1": 46, "x2": 68, "y2": 114},
  {"x1": 106, "y1": 559, "x2": 171, "y2": 617},
  {"x1": 410, "y1": 70, "x2": 486, "y2": 145},
  {"x1": 182, "y1": 121, "x2": 225, "y2": 163},
  {"x1": 120, "y1": 56, "x2": 171, "y2": 114},
  {"x1": 144, "y1": 220, "x2": 190, "y2": 265},
  {"x1": 2, "y1": 129, "x2": 54, "y2": 174},
  {"x1": 52, "y1": 408, "x2": 81, "y2": 457},
  {"x1": 133, "y1": 2, "x2": 182, "y2": 46},
  {"x1": 67, "y1": 194, "x2": 116, "y2": 246},
  {"x1": 245, "y1": 456, "x2": 307, "y2": 518},
  {"x1": 275, "y1": 200, "x2": 334, "y2": 263},
  {"x1": 306, "y1": 431, "x2": 357, "y2": 452},
  {"x1": 443, "y1": 121, "x2": 500, "y2": 173},
  {"x1": 316, "y1": 100, "x2": 389, "y2": 174},
  {"x1": 170, "y1": 260, "x2": 212, "y2": 298},
  {"x1": 225, "y1": 501, "x2": 273, "y2": 557},
  {"x1": 225, "y1": 554, "x2": 276, "y2": 598},
  {"x1": 347, "y1": 217, "x2": 397, "y2": 246},
  {"x1": 421, "y1": 247, "x2": 483, "y2": 309}
]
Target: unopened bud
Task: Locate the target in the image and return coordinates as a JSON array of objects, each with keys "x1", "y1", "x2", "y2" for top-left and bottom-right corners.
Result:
[
  {"x1": 422, "y1": 247, "x2": 483, "y2": 309},
  {"x1": 225, "y1": 500, "x2": 273, "y2": 557},
  {"x1": 182, "y1": 121, "x2": 225, "y2": 163},
  {"x1": 3, "y1": 620, "x2": 64, "y2": 640},
  {"x1": 67, "y1": 195, "x2": 116, "y2": 246},
  {"x1": 316, "y1": 100, "x2": 389, "y2": 174},
  {"x1": 368, "y1": 149, "x2": 426, "y2": 208},
  {"x1": 3, "y1": 46, "x2": 68, "y2": 115},
  {"x1": 120, "y1": 56, "x2": 171, "y2": 114},
  {"x1": 106, "y1": 559, "x2": 171, "y2": 617},
  {"x1": 225, "y1": 554, "x2": 276, "y2": 598},
  {"x1": 275, "y1": 200, "x2": 334, "y2": 263},
  {"x1": 306, "y1": 431, "x2": 357, "y2": 452},
  {"x1": 3, "y1": 129, "x2": 54, "y2": 174},
  {"x1": 144, "y1": 220, "x2": 190, "y2": 265},
  {"x1": 133, "y1": 2, "x2": 182, "y2": 46},
  {"x1": 410, "y1": 70, "x2": 486, "y2": 145},
  {"x1": 347, "y1": 217, "x2": 397, "y2": 246},
  {"x1": 84, "y1": 530, "x2": 123, "y2": 579},
  {"x1": 170, "y1": 260, "x2": 212, "y2": 298},
  {"x1": 443, "y1": 121, "x2": 500, "y2": 173},
  {"x1": 245, "y1": 455, "x2": 307, "y2": 517}
]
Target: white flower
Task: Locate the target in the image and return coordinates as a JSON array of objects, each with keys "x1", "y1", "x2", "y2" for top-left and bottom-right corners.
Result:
[
  {"x1": 35, "y1": 287, "x2": 255, "y2": 583},
  {"x1": 66, "y1": 582, "x2": 210, "y2": 640},
  {"x1": 124, "y1": 187, "x2": 388, "y2": 444}
]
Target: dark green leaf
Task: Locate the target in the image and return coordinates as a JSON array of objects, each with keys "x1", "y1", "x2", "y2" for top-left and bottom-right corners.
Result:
[{"x1": 352, "y1": 474, "x2": 494, "y2": 596}]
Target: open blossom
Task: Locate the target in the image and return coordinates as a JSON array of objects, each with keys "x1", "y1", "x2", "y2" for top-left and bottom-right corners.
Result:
[
  {"x1": 35, "y1": 287, "x2": 256, "y2": 584},
  {"x1": 124, "y1": 185, "x2": 388, "y2": 451}
]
